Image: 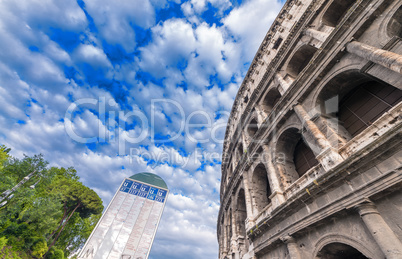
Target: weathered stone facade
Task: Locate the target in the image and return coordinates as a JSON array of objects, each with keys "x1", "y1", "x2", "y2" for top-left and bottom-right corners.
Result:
[{"x1": 217, "y1": 0, "x2": 402, "y2": 258}]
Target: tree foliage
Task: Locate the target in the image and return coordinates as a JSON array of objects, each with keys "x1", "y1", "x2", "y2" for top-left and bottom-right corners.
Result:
[{"x1": 0, "y1": 147, "x2": 103, "y2": 258}]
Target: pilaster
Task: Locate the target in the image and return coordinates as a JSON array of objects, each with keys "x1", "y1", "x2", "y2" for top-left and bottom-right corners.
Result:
[
  {"x1": 261, "y1": 145, "x2": 286, "y2": 210},
  {"x1": 304, "y1": 28, "x2": 329, "y2": 43},
  {"x1": 274, "y1": 73, "x2": 292, "y2": 95},
  {"x1": 281, "y1": 235, "x2": 302, "y2": 259},
  {"x1": 293, "y1": 104, "x2": 343, "y2": 171},
  {"x1": 355, "y1": 202, "x2": 402, "y2": 259}
]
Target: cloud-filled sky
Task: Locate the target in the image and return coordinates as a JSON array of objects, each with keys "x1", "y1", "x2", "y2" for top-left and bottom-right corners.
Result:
[{"x1": 0, "y1": 0, "x2": 283, "y2": 258}]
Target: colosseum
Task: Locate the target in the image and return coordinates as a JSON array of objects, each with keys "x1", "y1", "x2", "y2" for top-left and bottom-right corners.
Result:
[{"x1": 217, "y1": 0, "x2": 402, "y2": 258}]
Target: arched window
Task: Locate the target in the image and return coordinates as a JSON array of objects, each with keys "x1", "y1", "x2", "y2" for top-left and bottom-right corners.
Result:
[
  {"x1": 316, "y1": 71, "x2": 402, "y2": 146},
  {"x1": 276, "y1": 128, "x2": 319, "y2": 186},
  {"x1": 338, "y1": 81, "x2": 402, "y2": 137},
  {"x1": 293, "y1": 138, "x2": 319, "y2": 177},
  {"x1": 387, "y1": 6, "x2": 402, "y2": 37},
  {"x1": 252, "y1": 164, "x2": 272, "y2": 211},
  {"x1": 262, "y1": 87, "x2": 281, "y2": 114},
  {"x1": 247, "y1": 118, "x2": 259, "y2": 137},
  {"x1": 316, "y1": 242, "x2": 368, "y2": 259},
  {"x1": 287, "y1": 45, "x2": 317, "y2": 78},
  {"x1": 237, "y1": 142, "x2": 244, "y2": 160},
  {"x1": 322, "y1": 0, "x2": 355, "y2": 27}
]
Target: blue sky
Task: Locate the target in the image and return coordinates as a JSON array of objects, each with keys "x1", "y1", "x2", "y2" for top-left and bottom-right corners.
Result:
[{"x1": 0, "y1": 0, "x2": 283, "y2": 258}]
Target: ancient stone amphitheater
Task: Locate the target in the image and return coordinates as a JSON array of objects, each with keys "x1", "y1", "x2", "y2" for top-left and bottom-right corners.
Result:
[{"x1": 217, "y1": 0, "x2": 402, "y2": 258}]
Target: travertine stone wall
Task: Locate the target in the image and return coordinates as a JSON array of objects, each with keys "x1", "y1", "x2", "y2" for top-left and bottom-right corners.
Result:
[{"x1": 218, "y1": 0, "x2": 402, "y2": 258}]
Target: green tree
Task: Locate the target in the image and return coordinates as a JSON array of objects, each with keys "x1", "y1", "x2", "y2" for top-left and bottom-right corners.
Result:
[
  {"x1": 0, "y1": 148, "x2": 103, "y2": 258},
  {"x1": 46, "y1": 177, "x2": 103, "y2": 253},
  {"x1": 56, "y1": 213, "x2": 101, "y2": 257}
]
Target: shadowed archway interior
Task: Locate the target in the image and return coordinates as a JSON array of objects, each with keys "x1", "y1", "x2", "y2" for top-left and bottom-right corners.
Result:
[{"x1": 316, "y1": 242, "x2": 369, "y2": 259}]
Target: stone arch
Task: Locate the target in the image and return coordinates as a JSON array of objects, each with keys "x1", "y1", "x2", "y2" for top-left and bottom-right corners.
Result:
[
  {"x1": 314, "y1": 234, "x2": 377, "y2": 259},
  {"x1": 261, "y1": 87, "x2": 281, "y2": 115},
  {"x1": 321, "y1": 0, "x2": 355, "y2": 27},
  {"x1": 247, "y1": 117, "x2": 259, "y2": 138},
  {"x1": 235, "y1": 189, "x2": 248, "y2": 236},
  {"x1": 286, "y1": 44, "x2": 318, "y2": 78},
  {"x1": 387, "y1": 5, "x2": 402, "y2": 38},
  {"x1": 235, "y1": 188, "x2": 249, "y2": 255},
  {"x1": 275, "y1": 126, "x2": 319, "y2": 183},
  {"x1": 315, "y1": 70, "x2": 402, "y2": 139},
  {"x1": 251, "y1": 163, "x2": 272, "y2": 212}
]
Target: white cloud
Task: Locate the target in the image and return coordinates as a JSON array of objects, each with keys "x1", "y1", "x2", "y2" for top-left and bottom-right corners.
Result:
[
  {"x1": 181, "y1": 0, "x2": 232, "y2": 17},
  {"x1": 224, "y1": 0, "x2": 282, "y2": 60},
  {"x1": 0, "y1": 0, "x2": 286, "y2": 258},
  {"x1": 74, "y1": 44, "x2": 112, "y2": 68},
  {"x1": 83, "y1": 0, "x2": 155, "y2": 52},
  {"x1": 0, "y1": 0, "x2": 87, "y2": 32},
  {"x1": 138, "y1": 19, "x2": 196, "y2": 78}
]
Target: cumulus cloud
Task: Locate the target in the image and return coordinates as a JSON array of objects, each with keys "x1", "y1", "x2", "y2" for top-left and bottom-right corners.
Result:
[
  {"x1": 74, "y1": 44, "x2": 112, "y2": 68},
  {"x1": 83, "y1": 0, "x2": 156, "y2": 52},
  {"x1": 0, "y1": 0, "x2": 284, "y2": 257},
  {"x1": 224, "y1": 0, "x2": 282, "y2": 60}
]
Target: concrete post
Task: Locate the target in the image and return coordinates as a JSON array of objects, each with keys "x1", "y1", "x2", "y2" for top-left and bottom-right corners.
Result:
[
  {"x1": 346, "y1": 41, "x2": 402, "y2": 74},
  {"x1": 304, "y1": 28, "x2": 329, "y2": 43},
  {"x1": 293, "y1": 104, "x2": 343, "y2": 171},
  {"x1": 275, "y1": 73, "x2": 291, "y2": 95},
  {"x1": 356, "y1": 202, "x2": 402, "y2": 259},
  {"x1": 281, "y1": 235, "x2": 302, "y2": 259}
]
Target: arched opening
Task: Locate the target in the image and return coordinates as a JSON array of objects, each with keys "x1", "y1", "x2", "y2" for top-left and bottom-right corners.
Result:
[
  {"x1": 316, "y1": 242, "x2": 368, "y2": 259},
  {"x1": 322, "y1": 0, "x2": 355, "y2": 27},
  {"x1": 276, "y1": 128, "x2": 319, "y2": 186},
  {"x1": 387, "y1": 6, "x2": 402, "y2": 37},
  {"x1": 338, "y1": 81, "x2": 402, "y2": 137},
  {"x1": 251, "y1": 164, "x2": 272, "y2": 212},
  {"x1": 316, "y1": 71, "x2": 402, "y2": 145},
  {"x1": 262, "y1": 87, "x2": 281, "y2": 114},
  {"x1": 293, "y1": 138, "x2": 319, "y2": 177},
  {"x1": 236, "y1": 189, "x2": 249, "y2": 253},
  {"x1": 247, "y1": 118, "x2": 259, "y2": 138},
  {"x1": 287, "y1": 45, "x2": 318, "y2": 78},
  {"x1": 237, "y1": 142, "x2": 244, "y2": 161}
]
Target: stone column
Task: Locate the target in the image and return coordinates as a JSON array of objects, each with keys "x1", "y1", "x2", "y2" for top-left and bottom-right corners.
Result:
[
  {"x1": 281, "y1": 235, "x2": 302, "y2": 259},
  {"x1": 254, "y1": 106, "x2": 267, "y2": 124},
  {"x1": 293, "y1": 104, "x2": 343, "y2": 171},
  {"x1": 222, "y1": 216, "x2": 228, "y2": 258},
  {"x1": 346, "y1": 41, "x2": 402, "y2": 74},
  {"x1": 231, "y1": 203, "x2": 237, "y2": 241},
  {"x1": 242, "y1": 175, "x2": 255, "y2": 227},
  {"x1": 356, "y1": 202, "x2": 402, "y2": 259},
  {"x1": 304, "y1": 28, "x2": 329, "y2": 43},
  {"x1": 261, "y1": 145, "x2": 286, "y2": 209},
  {"x1": 275, "y1": 73, "x2": 292, "y2": 95}
]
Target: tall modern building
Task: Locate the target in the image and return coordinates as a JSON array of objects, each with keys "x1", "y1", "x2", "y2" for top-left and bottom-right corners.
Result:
[
  {"x1": 79, "y1": 173, "x2": 168, "y2": 259},
  {"x1": 218, "y1": 0, "x2": 402, "y2": 258}
]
